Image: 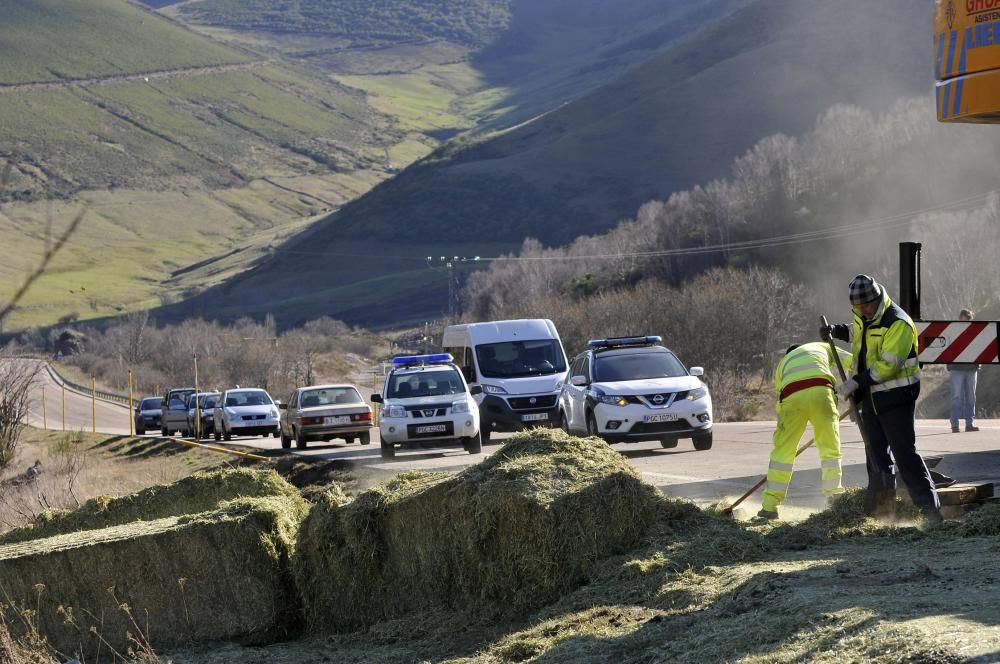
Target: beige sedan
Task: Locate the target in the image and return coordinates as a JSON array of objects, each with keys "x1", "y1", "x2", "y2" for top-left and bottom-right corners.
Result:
[{"x1": 279, "y1": 384, "x2": 373, "y2": 449}]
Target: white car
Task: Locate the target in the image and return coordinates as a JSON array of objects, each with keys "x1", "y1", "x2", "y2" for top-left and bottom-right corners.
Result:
[
  {"x1": 559, "y1": 336, "x2": 713, "y2": 450},
  {"x1": 372, "y1": 354, "x2": 483, "y2": 460},
  {"x1": 213, "y1": 388, "x2": 281, "y2": 441}
]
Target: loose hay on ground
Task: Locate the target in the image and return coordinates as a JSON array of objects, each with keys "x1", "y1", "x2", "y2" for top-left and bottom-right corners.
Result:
[
  {"x1": 0, "y1": 468, "x2": 304, "y2": 545},
  {"x1": 293, "y1": 429, "x2": 661, "y2": 633},
  {"x1": 0, "y1": 494, "x2": 307, "y2": 659}
]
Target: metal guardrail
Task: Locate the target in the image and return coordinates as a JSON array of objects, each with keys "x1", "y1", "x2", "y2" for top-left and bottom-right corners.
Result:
[{"x1": 42, "y1": 361, "x2": 133, "y2": 407}]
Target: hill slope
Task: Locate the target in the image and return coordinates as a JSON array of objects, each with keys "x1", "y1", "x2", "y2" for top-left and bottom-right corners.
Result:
[{"x1": 181, "y1": 0, "x2": 934, "y2": 328}]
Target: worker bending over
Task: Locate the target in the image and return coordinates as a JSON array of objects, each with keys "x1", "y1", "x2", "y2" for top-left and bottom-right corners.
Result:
[{"x1": 758, "y1": 341, "x2": 851, "y2": 520}]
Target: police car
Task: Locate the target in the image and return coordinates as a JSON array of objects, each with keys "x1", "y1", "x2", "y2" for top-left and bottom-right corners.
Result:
[
  {"x1": 372, "y1": 354, "x2": 483, "y2": 460},
  {"x1": 558, "y1": 336, "x2": 713, "y2": 450}
]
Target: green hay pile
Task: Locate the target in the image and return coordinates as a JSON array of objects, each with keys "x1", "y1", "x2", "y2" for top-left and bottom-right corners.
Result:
[
  {"x1": 293, "y1": 429, "x2": 661, "y2": 633},
  {"x1": 0, "y1": 495, "x2": 306, "y2": 659},
  {"x1": 0, "y1": 468, "x2": 304, "y2": 544}
]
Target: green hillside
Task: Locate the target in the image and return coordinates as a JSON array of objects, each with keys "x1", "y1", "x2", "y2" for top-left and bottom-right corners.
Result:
[
  {"x1": 181, "y1": 0, "x2": 934, "y2": 328},
  {"x1": 0, "y1": 0, "x2": 246, "y2": 84},
  {"x1": 174, "y1": 0, "x2": 511, "y2": 47}
]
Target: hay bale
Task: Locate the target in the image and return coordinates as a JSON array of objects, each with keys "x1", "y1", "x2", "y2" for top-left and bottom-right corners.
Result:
[
  {"x1": 0, "y1": 495, "x2": 307, "y2": 659},
  {"x1": 294, "y1": 428, "x2": 660, "y2": 633},
  {"x1": 0, "y1": 468, "x2": 302, "y2": 544},
  {"x1": 951, "y1": 503, "x2": 1000, "y2": 536}
]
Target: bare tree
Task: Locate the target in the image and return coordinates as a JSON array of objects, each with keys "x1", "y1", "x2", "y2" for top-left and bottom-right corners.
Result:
[{"x1": 0, "y1": 357, "x2": 40, "y2": 470}]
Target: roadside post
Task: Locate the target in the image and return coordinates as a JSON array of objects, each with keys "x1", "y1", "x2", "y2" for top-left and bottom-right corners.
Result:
[
  {"x1": 128, "y1": 369, "x2": 134, "y2": 436},
  {"x1": 42, "y1": 386, "x2": 47, "y2": 429},
  {"x1": 193, "y1": 353, "x2": 200, "y2": 440},
  {"x1": 372, "y1": 371, "x2": 379, "y2": 427},
  {"x1": 91, "y1": 375, "x2": 96, "y2": 433},
  {"x1": 61, "y1": 383, "x2": 66, "y2": 431}
]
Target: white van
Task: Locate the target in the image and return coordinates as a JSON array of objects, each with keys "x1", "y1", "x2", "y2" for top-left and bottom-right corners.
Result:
[{"x1": 442, "y1": 319, "x2": 569, "y2": 441}]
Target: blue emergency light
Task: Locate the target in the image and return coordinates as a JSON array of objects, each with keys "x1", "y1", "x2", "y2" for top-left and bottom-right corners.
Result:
[
  {"x1": 391, "y1": 353, "x2": 454, "y2": 367},
  {"x1": 587, "y1": 336, "x2": 662, "y2": 349}
]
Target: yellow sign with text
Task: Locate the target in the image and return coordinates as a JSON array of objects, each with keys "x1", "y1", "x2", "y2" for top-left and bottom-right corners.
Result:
[{"x1": 936, "y1": 0, "x2": 1000, "y2": 122}]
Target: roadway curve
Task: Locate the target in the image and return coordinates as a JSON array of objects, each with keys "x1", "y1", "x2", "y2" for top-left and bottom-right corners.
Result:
[
  {"x1": 20, "y1": 361, "x2": 1000, "y2": 514},
  {"x1": 23, "y1": 361, "x2": 132, "y2": 435}
]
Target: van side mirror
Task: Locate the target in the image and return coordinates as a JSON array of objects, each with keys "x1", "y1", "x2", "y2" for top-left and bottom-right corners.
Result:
[
  {"x1": 469, "y1": 385, "x2": 483, "y2": 396},
  {"x1": 371, "y1": 394, "x2": 383, "y2": 403},
  {"x1": 571, "y1": 375, "x2": 588, "y2": 387},
  {"x1": 690, "y1": 367, "x2": 704, "y2": 377},
  {"x1": 278, "y1": 402, "x2": 287, "y2": 410}
]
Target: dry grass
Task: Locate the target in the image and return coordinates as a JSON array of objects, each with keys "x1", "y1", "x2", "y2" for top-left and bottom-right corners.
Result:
[{"x1": 0, "y1": 427, "x2": 233, "y2": 535}]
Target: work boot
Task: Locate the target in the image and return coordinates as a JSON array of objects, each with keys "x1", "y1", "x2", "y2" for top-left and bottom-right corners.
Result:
[
  {"x1": 755, "y1": 508, "x2": 778, "y2": 521},
  {"x1": 966, "y1": 425, "x2": 980, "y2": 432},
  {"x1": 951, "y1": 425, "x2": 960, "y2": 433},
  {"x1": 930, "y1": 469, "x2": 956, "y2": 488}
]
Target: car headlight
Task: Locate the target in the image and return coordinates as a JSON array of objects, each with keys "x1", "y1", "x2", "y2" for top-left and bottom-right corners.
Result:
[
  {"x1": 598, "y1": 395, "x2": 629, "y2": 407},
  {"x1": 225, "y1": 407, "x2": 237, "y2": 417},
  {"x1": 452, "y1": 400, "x2": 472, "y2": 414},
  {"x1": 687, "y1": 386, "x2": 708, "y2": 400},
  {"x1": 385, "y1": 405, "x2": 406, "y2": 418},
  {"x1": 270, "y1": 408, "x2": 279, "y2": 418},
  {"x1": 482, "y1": 384, "x2": 507, "y2": 394}
]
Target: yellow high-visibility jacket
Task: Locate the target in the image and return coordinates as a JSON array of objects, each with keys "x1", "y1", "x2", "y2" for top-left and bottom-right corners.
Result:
[
  {"x1": 850, "y1": 288, "x2": 920, "y2": 411},
  {"x1": 774, "y1": 342, "x2": 852, "y2": 397}
]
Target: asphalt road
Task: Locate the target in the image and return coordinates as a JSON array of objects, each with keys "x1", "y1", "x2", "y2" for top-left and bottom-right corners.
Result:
[{"x1": 25, "y1": 366, "x2": 1000, "y2": 513}]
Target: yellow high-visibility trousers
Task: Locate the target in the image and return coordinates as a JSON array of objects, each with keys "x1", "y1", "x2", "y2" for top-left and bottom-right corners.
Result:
[{"x1": 761, "y1": 386, "x2": 843, "y2": 513}]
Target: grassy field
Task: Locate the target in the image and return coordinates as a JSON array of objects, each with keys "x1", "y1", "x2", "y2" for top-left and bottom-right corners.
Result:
[
  {"x1": 0, "y1": 173, "x2": 387, "y2": 330},
  {"x1": 0, "y1": 0, "x2": 248, "y2": 85}
]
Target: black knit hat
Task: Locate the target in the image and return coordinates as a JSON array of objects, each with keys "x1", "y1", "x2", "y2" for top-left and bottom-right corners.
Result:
[{"x1": 849, "y1": 274, "x2": 881, "y2": 305}]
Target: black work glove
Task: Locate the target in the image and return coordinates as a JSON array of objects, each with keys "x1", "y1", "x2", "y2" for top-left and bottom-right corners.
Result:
[{"x1": 820, "y1": 323, "x2": 850, "y2": 342}]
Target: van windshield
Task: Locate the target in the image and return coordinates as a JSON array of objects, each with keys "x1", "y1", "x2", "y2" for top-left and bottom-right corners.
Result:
[{"x1": 475, "y1": 340, "x2": 566, "y2": 379}]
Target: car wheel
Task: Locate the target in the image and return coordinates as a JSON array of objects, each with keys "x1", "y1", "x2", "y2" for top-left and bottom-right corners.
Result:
[
  {"x1": 380, "y1": 440, "x2": 395, "y2": 460},
  {"x1": 359, "y1": 432, "x2": 371, "y2": 446},
  {"x1": 586, "y1": 412, "x2": 600, "y2": 438},
  {"x1": 467, "y1": 430, "x2": 482, "y2": 455},
  {"x1": 482, "y1": 427, "x2": 492, "y2": 444},
  {"x1": 161, "y1": 426, "x2": 168, "y2": 437},
  {"x1": 560, "y1": 412, "x2": 570, "y2": 434},
  {"x1": 136, "y1": 426, "x2": 144, "y2": 436},
  {"x1": 693, "y1": 431, "x2": 713, "y2": 451},
  {"x1": 295, "y1": 428, "x2": 307, "y2": 449},
  {"x1": 280, "y1": 430, "x2": 291, "y2": 449},
  {"x1": 345, "y1": 436, "x2": 355, "y2": 445},
  {"x1": 659, "y1": 438, "x2": 679, "y2": 449},
  {"x1": 223, "y1": 426, "x2": 232, "y2": 441}
]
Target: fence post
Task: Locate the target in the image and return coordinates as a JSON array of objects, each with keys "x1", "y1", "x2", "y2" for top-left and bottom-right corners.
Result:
[
  {"x1": 61, "y1": 383, "x2": 66, "y2": 431},
  {"x1": 42, "y1": 386, "x2": 47, "y2": 429},
  {"x1": 91, "y1": 375, "x2": 96, "y2": 433},
  {"x1": 128, "y1": 369, "x2": 134, "y2": 436}
]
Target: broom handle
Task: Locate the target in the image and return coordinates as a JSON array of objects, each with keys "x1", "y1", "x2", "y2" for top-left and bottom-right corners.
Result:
[{"x1": 821, "y1": 316, "x2": 872, "y2": 449}]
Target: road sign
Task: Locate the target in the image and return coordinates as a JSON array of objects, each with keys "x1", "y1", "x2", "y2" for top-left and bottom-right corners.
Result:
[{"x1": 917, "y1": 320, "x2": 1000, "y2": 364}]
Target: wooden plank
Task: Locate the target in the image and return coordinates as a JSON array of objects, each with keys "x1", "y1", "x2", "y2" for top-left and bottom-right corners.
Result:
[{"x1": 937, "y1": 482, "x2": 995, "y2": 506}]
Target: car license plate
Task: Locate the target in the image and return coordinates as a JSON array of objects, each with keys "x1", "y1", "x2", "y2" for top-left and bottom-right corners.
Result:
[
  {"x1": 643, "y1": 413, "x2": 678, "y2": 423},
  {"x1": 521, "y1": 413, "x2": 548, "y2": 422},
  {"x1": 416, "y1": 424, "x2": 447, "y2": 434},
  {"x1": 324, "y1": 416, "x2": 352, "y2": 425}
]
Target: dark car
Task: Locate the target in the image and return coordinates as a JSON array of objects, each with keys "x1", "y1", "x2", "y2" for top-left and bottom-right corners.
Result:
[{"x1": 134, "y1": 397, "x2": 163, "y2": 435}]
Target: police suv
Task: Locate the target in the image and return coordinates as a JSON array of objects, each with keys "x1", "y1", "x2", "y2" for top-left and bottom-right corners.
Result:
[
  {"x1": 559, "y1": 336, "x2": 713, "y2": 450},
  {"x1": 372, "y1": 354, "x2": 483, "y2": 460}
]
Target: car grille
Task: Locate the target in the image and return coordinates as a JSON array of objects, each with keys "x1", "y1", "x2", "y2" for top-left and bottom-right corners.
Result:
[
  {"x1": 641, "y1": 391, "x2": 690, "y2": 407},
  {"x1": 507, "y1": 395, "x2": 557, "y2": 410},
  {"x1": 407, "y1": 422, "x2": 455, "y2": 438},
  {"x1": 628, "y1": 420, "x2": 691, "y2": 434},
  {"x1": 242, "y1": 414, "x2": 266, "y2": 421},
  {"x1": 406, "y1": 404, "x2": 450, "y2": 418}
]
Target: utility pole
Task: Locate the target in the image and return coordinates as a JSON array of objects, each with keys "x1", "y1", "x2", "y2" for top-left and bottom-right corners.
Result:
[{"x1": 427, "y1": 255, "x2": 481, "y2": 321}]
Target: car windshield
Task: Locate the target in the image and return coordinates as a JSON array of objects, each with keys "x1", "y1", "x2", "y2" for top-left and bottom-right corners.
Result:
[
  {"x1": 198, "y1": 394, "x2": 219, "y2": 408},
  {"x1": 225, "y1": 390, "x2": 273, "y2": 407},
  {"x1": 387, "y1": 370, "x2": 464, "y2": 399},
  {"x1": 475, "y1": 339, "x2": 566, "y2": 378},
  {"x1": 140, "y1": 398, "x2": 162, "y2": 410},
  {"x1": 299, "y1": 387, "x2": 363, "y2": 408},
  {"x1": 593, "y1": 350, "x2": 688, "y2": 382}
]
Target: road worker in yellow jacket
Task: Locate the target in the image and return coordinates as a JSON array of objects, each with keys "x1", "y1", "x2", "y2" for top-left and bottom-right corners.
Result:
[
  {"x1": 758, "y1": 341, "x2": 852, "y2": 520},
  {"x1": 824, "y1": 275, "x2": 942, "y2": 526}
]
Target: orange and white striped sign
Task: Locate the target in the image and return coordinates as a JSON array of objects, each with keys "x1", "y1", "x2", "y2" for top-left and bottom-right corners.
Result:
[{"x1": 917, "y1": 320, "x2": 999, "y2": 364}]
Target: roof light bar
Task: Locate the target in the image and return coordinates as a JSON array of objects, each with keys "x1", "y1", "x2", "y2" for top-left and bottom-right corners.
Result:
[
  {"x1": 587, "y1": 336, "x2": 662, "y2": 349},
  {"x1": 391, "y1": 353, "x2": 454, "y2": 367}
]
